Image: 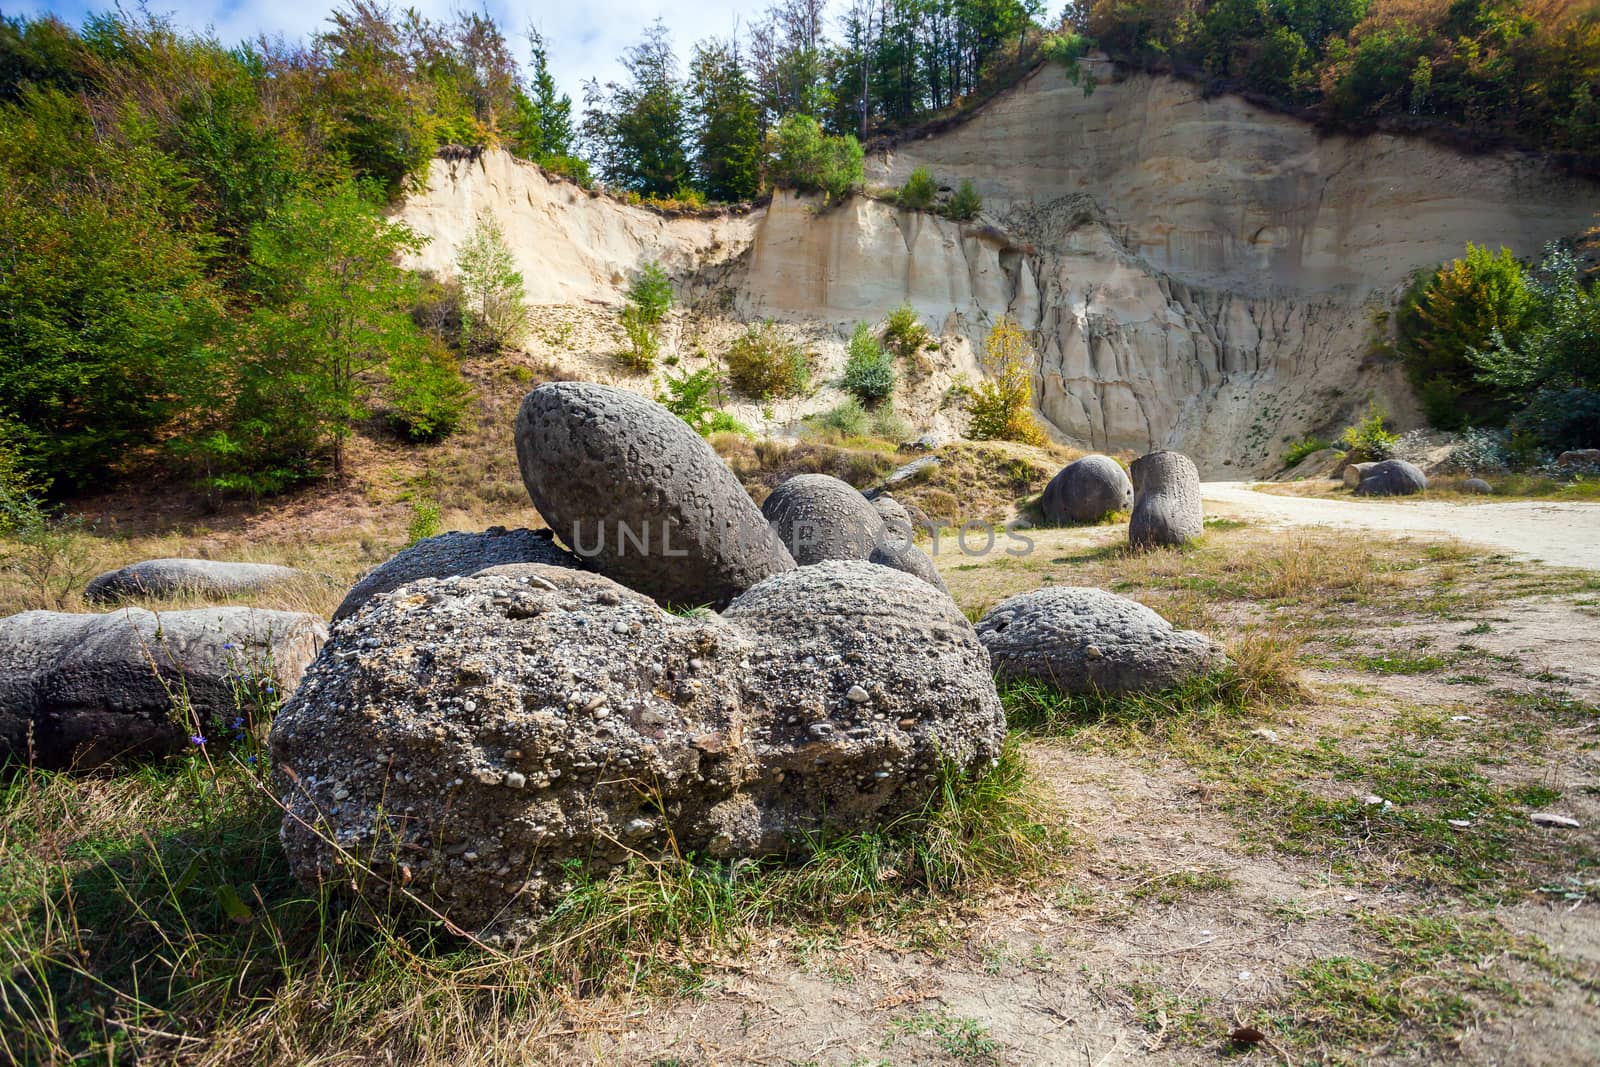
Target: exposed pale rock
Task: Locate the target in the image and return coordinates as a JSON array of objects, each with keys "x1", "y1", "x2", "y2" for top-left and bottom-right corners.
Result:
[
  {"x1": 1129, "y1": 451, "x2": 1203, "y2": 547},
  {"x1": 976, "y1": 586, "x2": 1226, "y2": 695},
  {"x1": 85, "y1": 559, "x2": 304, "y2": 604},
  {"x1": 334, "y1": 527, "x2": 580, "y2": 621},
  {"x1": 2, "y1": 607, "x2": 325, "y2": 768},
  {"x1": 514, "y1": 382, "x2": 793, "y2": 608},
  {"x1": 1041, "y1": 455, "x2": 1132, "y2": 525},
  {"x1": 271, "y1": 562, "x2": 1003, "y2": 936},
  {"x1": 761, "y1": 474, "x2": 887, "y2": 565},
  {"x1": 1343, "y1": 461, "x2": 1378, "y2": 488}
]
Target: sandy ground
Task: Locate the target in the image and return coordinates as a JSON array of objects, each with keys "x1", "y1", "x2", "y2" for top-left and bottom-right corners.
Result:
[{"x1": 1202, "y1": 482, "x2": 1600, "y2": 571}]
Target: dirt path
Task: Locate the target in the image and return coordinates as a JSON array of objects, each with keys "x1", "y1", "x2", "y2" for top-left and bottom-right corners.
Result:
[{"x1": 1202, "y1": 481, "x2": 1600, "y2": 571}]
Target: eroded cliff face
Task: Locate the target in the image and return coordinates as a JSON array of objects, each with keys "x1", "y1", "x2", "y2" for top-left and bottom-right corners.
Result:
[{"x1": 396, "y1": 62, "x2": 1600, "y2": 474}]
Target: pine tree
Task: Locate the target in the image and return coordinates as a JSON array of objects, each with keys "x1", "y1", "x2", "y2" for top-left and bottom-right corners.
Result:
[
  {"x1": 689, "y1": 39, "x2": 762, "y2": 201},
  {"x1": 580, "y1": 21, "x2": 691, "y2": 196},
  {"x1": 513, "y1": 28, "x2": 574, "y2": 159}
]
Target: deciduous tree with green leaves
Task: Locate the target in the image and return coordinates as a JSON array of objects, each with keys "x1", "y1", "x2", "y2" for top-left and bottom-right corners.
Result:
[{"x1": 457, "y1": 216, "x2": 530, "y2": 353}]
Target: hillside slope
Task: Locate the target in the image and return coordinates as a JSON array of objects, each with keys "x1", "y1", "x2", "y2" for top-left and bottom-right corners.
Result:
[{"x1": 395, "y1": 59, "x2": 1600, "y2": 474}]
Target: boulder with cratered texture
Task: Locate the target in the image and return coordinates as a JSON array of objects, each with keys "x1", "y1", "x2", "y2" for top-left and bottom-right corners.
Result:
[
  {"x1": 334, "y1": 527, "x2": 581, "y2": 620},
  {"x1": 1041, "y1": 455, "x2": 1132, "y2": 525},
  {"x1": 762, "y1": 474, "x2": 887, "y2": 565},
  {"x1": 2, "y1": 607, "x2": 325, "y2": 768},
  {"x1": 85, "y1": 559, "x2": 304, "y2": 604},
  {"x1": 271, "y1": 561, "x2": 1003, "y2": 938},
  {"x1": 976, "y1": 586, "x2": 1225, "y2": 695},
  {"x1": 1128, "y1": 451, "x2": 1203, "y2": 547},
  {"x1": 515, "y1": 382, "x2": 793, "y2": 607},
  {"x1": 1353, "y1": 459, "x2": 1427, "y2": 497}
]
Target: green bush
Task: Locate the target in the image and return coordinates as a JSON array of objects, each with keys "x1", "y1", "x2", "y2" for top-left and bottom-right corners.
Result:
[
  {"x1": 457, "y1": 217, "x2": 530, "y2": 354},
  {"x1": 1282, "y1": 435, "x2": 1332, "y2": 468},
  {"x1": 805, "y1": 399, "x2": 909, "y2": 442},
  {"x1": 656, "y1": 366, "x2": 744, "y2": 436},
  {"x1": 407, "y1": 500, "x2": 442, "y2": 545},
  {"x1": 1339, "y1": 403, "x2": 1399, "y2": 462},
  {"x1": 967, "y1": 318, "x2": 1047, "y2": 446},
  {"x1": 725, "y1": 322, "x2": 811, "y2": 400},
  {"x1": 626, "y1": 261, "x2": 674, "y2": 326},
  {"x1": 945, "y1": 180, "x2": 982, "y2": 221},
  {"x1": 618, "y1": 306, "x2": 661, "y2": 372},
  {"x1": 898, "y1": 167, "x2": 937, "y2": 211},
  {"x1": 767, "y1": 114, "x2": 863, "y2": 200},
  {"x1": 388, "y1": 342, "x2": 472, "y2": 441},
  {"x1": 882, "y1": 303, "x2": 933, "y2": 360},
  {"x1": 841, "y1": 323, "x2": 896, "y2": 407}
]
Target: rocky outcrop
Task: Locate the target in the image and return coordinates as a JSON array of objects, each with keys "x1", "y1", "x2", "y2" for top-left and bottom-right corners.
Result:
[
  {"x1": 1040, "y1": 455, "x2": 1132, "y2": 525},
  {"x1": 1354, "y1": 458, "x2": 1428, "y2": 497},
  {"x1": 1129, "y1": 451, "x2": 1204, "y2": 547},
  {"x1": 85, "y1": 559, "x2": 304, "y2": 604},
  {"x1": 515, "y1": 382, "x2": 794, "y2": 608},
  {"x1": 976, "y1": 586, "x2": 1225, "y2": 695},
  {"x1": 271, "y1": 561, "x2": 1003, "y2": 937},
  {"x1": 334, "y1": 527, "x2": 581, "y2": 621},
  {"x1": 2, "y1": 607, "x2": 325, "y2": 768},
  {"x1": 762, "y1": 474, "x2": 887, "y2": 565}
]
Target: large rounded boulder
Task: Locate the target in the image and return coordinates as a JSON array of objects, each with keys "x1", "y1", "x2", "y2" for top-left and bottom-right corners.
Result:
[
  {"x1": 2, "y1": 607, "x2": 325, "y2": 768},
  {"x1": 1128, "y1": 450, "x2": 1204, "y2": 548},
  {"x1": 762, "y1": 474, "x2": 887, "y2": 565},
  {"x1": 271, "y1": 561, "x2": 1003, "y2": 938},
  {"x1": 1040, "y1": 455, "x2": 1132, "y2": 525},
  {"x1": 1354, "y1": 458, "x2": 1427, "y2": 497},
  {"x1": 515, "y1": 382, "x2": 793, "y2": 607},
  {"x1": 85, "y1": 559, "x2": 305, "y2": 604},
  {"x1": 869, "y1": 539, "x2": 950, "y2": 595},
  {"x1": 334, "y1": 527, "x2": 581, "y2": 620},
  {"x1": 976, "y1": 587, "x2": 1226, "y2": 695}
]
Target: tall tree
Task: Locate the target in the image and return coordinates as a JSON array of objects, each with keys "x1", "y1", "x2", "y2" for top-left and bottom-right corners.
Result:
[
  {"x1": 580, "y1": 21, "x2": 691, "y2": 196},
  {"x1": 513, "y1": 28, "x2": 575, "y2": 159},
  {"x1": 689, "y1": 38, "x2": 762, "y2": 200}
]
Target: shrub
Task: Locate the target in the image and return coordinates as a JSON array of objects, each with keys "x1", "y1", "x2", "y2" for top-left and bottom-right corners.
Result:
[
  {"x1": 618, "y1": 306, "x2": 661, "y2": 373},
  {"x1": 841, "y1": 323, "x2": 896, "y2": 407},
  {"x1": 456, "y1": 217, "x2": 530, "y2": 353},
  {"x1": 967, "y1": 317, "x2": 1047, "y2": 446},
  {"x1": 1446, "y1": 428, "x2": 1512, "y2": 475},
  {"x1": 725, "y1": 322, "x2": 811, "y2": 400},
  {"x1": 1339, "y1": 403, "x2": 1399, "y2": 462},
  {"x1": 387, "y1": 342, "x2": 473, "y2": 441},
  {"x1": 946, "y1": 180, "x2": 982, "y2": 221},
  {"x1": 1397, "y1": 244, "x2": 1534, "y2": 429},
  {"x1": 805, "y1": 399, "x2": 910, "y2": 442},
  {"x1": 898, "y1": 167, "x2": 938, "y2": 211},
  {"x1": 407, "y1": 501, "x2": 442, "y2": 545},
  {"x1": 1282, "y1": 435, "x2": 1332, "y2": 468},
  {"x1": 657, "y1": 366, "x2": 740, "y2": 436},
  {"x1": 882, "y1": 303, "x2": 933, "y2": 360},
  {"x1": 625, "y1": 261, "x2": 673, "y2": 326},
  {"x1": 767, "y1": 114, "x2": 863, "y2": 200}
]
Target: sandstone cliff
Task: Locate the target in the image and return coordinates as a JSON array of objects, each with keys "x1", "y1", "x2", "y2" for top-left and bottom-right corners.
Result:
[{"x1": 395, "y1": 60, "x2": 1600, "y2": 474}]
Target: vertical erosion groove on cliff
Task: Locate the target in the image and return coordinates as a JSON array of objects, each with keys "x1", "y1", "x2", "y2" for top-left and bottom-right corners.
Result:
[{"x1": 395, "y1": 60, "x2": 1599, "y2": 475}]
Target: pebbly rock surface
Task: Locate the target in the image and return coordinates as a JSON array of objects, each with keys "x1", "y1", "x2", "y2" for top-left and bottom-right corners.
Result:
[
  {"x1": 1040, "y1": 455, "x2": 1132, "y2": 525},
  {"x1": 334, "y1": 527, "x2": 581, "y2": 621},
  {"x1": 976, "y1": 586, "x2": 1226, "y2": 695},
  {"x1": 515, "y1": 382, "x2": 793, "y2": 608},
  {"x1": 271, "y1": 561, "x2": 1003, "y2": 938},
  {"x1": 1128, "y1": 451, "x2": 1204, "y2": 548},
  {"x1": 762, "y1": 474, "x2": 887, "y2": 565},
  {"x1": 870, "y1": 494, "x2": 916, "y2": 540},
  {"x1": 1353, "y1": 458, "x2": 1427, "y2": 497},
  {"x1": 85, "y1": 559, "x2": 304, "y2": 605},
  {"x1": 2, "y1": 607, "x2": 325, "y2": 768}
]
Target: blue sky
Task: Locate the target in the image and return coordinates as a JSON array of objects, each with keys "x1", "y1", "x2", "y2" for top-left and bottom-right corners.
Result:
[{"x1": 9, "y1": 1, "x2": 778, "y2": 105}]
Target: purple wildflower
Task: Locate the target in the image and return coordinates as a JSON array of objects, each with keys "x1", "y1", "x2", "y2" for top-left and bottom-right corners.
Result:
[{"x1": 190, "y1": 735, "x2": 207, "y2": 747}]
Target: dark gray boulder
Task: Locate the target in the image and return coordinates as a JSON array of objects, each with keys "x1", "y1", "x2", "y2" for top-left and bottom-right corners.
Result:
[
  {"x1": 870, "y1": 494, "x2": 916, "y2": 539},
  {"x1": 334, "y1": 527, "x2": 581, "y2": 621},
  {"x1": 1041, "y1": 455, "x2": 1132, "y2": 525},
  {"x1": 762, "y1": 474, "x2": 887, "y2": 565},
  {"x1": 1462, "y1": 478, "x2": 1492, "y2": 495},
  {"x1": 1128, "y1": 450, "x2": 1204, "y2": 548},
  {"x1": 976, "y1": 586, "x2": 1225, "y2": 695},
  {"x1": 1354, "y1": 458, "x2": 1427, "y2": 497},
  {"x1": 271, "y1": 561, "x2": 1003, "y2": 938},
  {"x1": 514, "y1": 382, "x2": 793, "y2": 608},
  {"x1": 1342, "y1": 461, "x2": 1378, "y2": 488},
  {"x1": 868, "y1": 539, "x2": 949, "y2": 594},
  {"x1": 85, "y1": 559, "x2": 304, "y2": 604},
  {"x1": 2, "y1": 607, "x2": 325, "y2": 769}
]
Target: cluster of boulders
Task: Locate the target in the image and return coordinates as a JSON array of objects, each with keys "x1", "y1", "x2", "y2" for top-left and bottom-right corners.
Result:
[
  {"x1": 266, "y1": 382, "x2": 1225, "y2": 935},
  {"x1": 1040, "y1": 449, "x2": 1205, "y2": 548}
]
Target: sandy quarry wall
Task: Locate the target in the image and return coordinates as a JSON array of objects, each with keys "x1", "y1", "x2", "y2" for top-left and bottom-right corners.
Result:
[{"x1": 397, "y1": 62, "x2": 1600, "y2": 474}]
